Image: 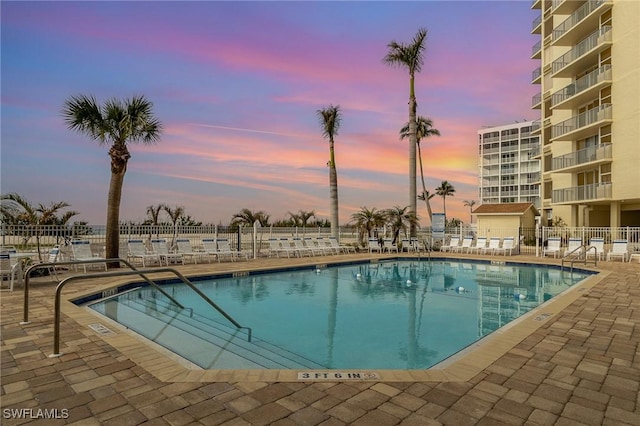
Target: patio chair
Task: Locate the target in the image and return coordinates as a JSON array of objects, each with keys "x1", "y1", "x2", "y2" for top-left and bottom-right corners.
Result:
[
  {"x1": 291, "y1": 237, "x2": 313, "y2": 257},
  {"x1": 70, "y1": 240, "x2": 107, "y2": 272},
  {"x1": 328, "y1": 236, "x2": 355, "y2": 254},
  {"x1": 467, "y1": 237, "x2": 487, "y2": 254},
  {"x1": 454, "y1": 236, "x2": 473, "y2": 253},
  {"x1": 151, "y1": 239, "x2": 183, "y2": 266},
  {"x1": 315, "y1": 238, "x2": 337, "y2": 255},
  {"x1": 201, "y1": 238, "x2": 220, "y2": 262},
  {"x1": 1, "y1": 252, "x2": 22, "y2": 291},
  {"x1": 368, "y1": 237, "x2": 382, "y2": 253},
  {"x1": 216, "y1": 238, "x2": 246, "y2": 261},
  {"x1": 606, "y1": 239, "x2": 629, "y2": 262},
  {"x1": 441, "y1": 237, "x2": 460, "y2": 252},
  {"x1": 127, "y1": 239, "x2": 161, "y2": 267},
  {"x1": 303, "y1": 237, "x2": 325, "y2": 256},
  {"x1": 481, "y1": 237, "x2": 501, "y2": 255},
  {"x1": 586, "y1": 238, "x2": 604, "y2": 261},
  {"x1": 543, "y1": 237, "x2": 562, "y2": 258},
  {"x1": 564, "y1": 238, "x2": 583, "y2": 258},
  {"x1": 383, "y1": 238, "x2": 398, "y2": 253},
  {"x1": 267, "y1": 238, "x2": 292, "y2": 258},
  {"x1": 494, "y1": 237, "x2": 515, "y2": 256},
  {"x1": 175, "y1": 238, "x2": 204, "y2": 264}
]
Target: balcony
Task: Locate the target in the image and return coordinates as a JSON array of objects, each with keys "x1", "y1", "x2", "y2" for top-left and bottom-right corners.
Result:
[
  {"x1": 551, "y1": 65, "x2": 612, "y2": 109},
  {"x1": 550, "y1": 104, "x2": 612, "y2": 141},
  {"x1": 532, "y1": 93, "x2": 542, "y2": 109},
  {"x1": 552, "y1": 0, "x2": 578, "y2": 14},
  {"x1": 551, "y1": 143, "x2": 612, "y2": 173},
  {"x1": 531, "y1": 0, "x2": 541, "y2": 10},
  {"x1": 532, "y1": 66, "x2": 542, "y2": 84},
  {"x1": 552, "y1": 0, "x2": 611, "y2": 46},
  {"x1": 531, "y1": 15, "x2": 542, "y2": 34},
  {"x1": 531, "y1": 40, "x2": 542, "y2": 59},
  {"x1": 551, "y1": 26, "x2": 612, "y2": 78},
  {"x1": 552, "y1": 182, "x2": 612, "y2": 204},
  {"x1": 531, "y1": 120, "x2": 541, "y2": 135}
]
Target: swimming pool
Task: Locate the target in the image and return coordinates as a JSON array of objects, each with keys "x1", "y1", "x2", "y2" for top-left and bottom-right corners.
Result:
[{"x1": 87, "y1": 259, "x2": 592, "y2": 370}]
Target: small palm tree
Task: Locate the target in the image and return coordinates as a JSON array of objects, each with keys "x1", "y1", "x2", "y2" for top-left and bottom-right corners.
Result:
[
  {"x1": 163, "y1": 205, "x2": 184, "y2": 245},
  {"x1": 146, "y1": 204, "x2": 164, "y2": 238},
  {"x1": 384, "y1": 27, "x2": 428, "y2": 237},
  {"x1": 384, "y1": 206, "x2": 419, "y2": 245},
  {"x1": 400, "y1": 116, "x2": 440, "y2": 225},
  {"x1": 63, "y1": 95, "x2": 161, "y2": 265},
  {"x1": 350, "y1": 207, "x2": 386, "y2": 246},
  {"x1": 231, "y1": 208, "x2": 270, "y2": 227},
  {"x1": 462, "y1": 200, "x2": 476, "y2": 224},
  {"x1": 317, "y1": 105, "x2": 341, "y2": 239},
  {"x1": 435, "y1": 181, "x2": 456, "y2": 219}
]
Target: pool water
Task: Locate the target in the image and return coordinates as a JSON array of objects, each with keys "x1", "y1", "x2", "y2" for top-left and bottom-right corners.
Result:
[{"x1": 88, "y1": 260, "x2": 592, "y2": 370}]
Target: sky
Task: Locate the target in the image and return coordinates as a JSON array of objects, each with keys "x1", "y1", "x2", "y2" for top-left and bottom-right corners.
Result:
[{"x1": 1, "y1": 0, "x2": 540, "y2": 226}]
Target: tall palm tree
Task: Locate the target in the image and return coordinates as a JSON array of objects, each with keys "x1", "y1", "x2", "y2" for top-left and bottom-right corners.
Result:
[
  {"x1": 63, "y1": 95, "x2": 162, "y2": 265},
  {"x1": 231, "y1": 208, "x2": 270, "y2": 227},
  {"x1": 435, "y1": 181, "x2": 456, "y2": 219},
  {"x1": 317, "y1": 105, "x2": 341, "y2": 240},
  {"x1": 384, "y1": 27, "x2": 428, "y2": 237},
  {"x1": 350, "y1": 207, "x2": 386, "y2": 246},
  {"x1": 384, "y1": 205, "x2": 419, "y2": 245},
  {"x1": 400, "y1": 116, "x2": 440, "y2": 225},
  {"x1": 462, "y1": 200, "x2": 476, "y2": 224}
]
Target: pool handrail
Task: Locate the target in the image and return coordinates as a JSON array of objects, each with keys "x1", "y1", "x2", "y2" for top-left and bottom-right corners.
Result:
[
  {"x1": 21, "y1": 258, "x2": 183, "y2": 324},
  {"x1": 50, "y1": 267, "x2": 252, "y2": 357},
  {"x1": 561, "y1": 244, "x2": 597, "y2": 272}
]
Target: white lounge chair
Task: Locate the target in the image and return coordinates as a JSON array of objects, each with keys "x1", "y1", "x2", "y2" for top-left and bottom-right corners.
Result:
[
  {"x1": 543, "y1": 237, "x2": 562, "y2": 258},
  {"x1": 441, "y1": 237, "x2": 460, "y2": 252},
  {"x1": 454, "y1": 236, "x2": 473, "y2": 253},
  {"x1": 201, "y1": 238, "x2": 220, "y2": 262},
  {"x1": 383, "y1": 238, "x2": 398, "y2": 253},
  {"x1": 586, "y1": 238, "x2": 604, "y2": 260},
  {"x1": 175, "y1": 238, "x2": 204, "y2": 264},
  {"x1": 303, "y1": 237, "x2": 325, "y2": 256},
  {"x1": 151, "y1": 239, "x2": 183, "y2": 265},
  {"x1": 70, "y1": 240, "x2": 107, "y2": 272},
  {"x1": 494, "y1": 237, "x2": 515, "y2": 256},
  {"x1": 291, "y1": 237, "x2": 313, "y2": 257},
  {"x1": 328, "y1": 237, "x2": 355, "y2": 254},
  {"x1": 564, "y1": 238, "x2": 583, "y2": 258},
  {"x1": 481, "y1": 237, "x2": 501, "y2": 255},
  {"x1": 368, "y1": 237, "x2": 382, "y2": 253},
  {"x1": 267, "y1": 238, "x2": 293, "y2": 258},
  {"x1": 607, "y1": 239, "x2": 628, "y2": 262},
  {"x1": 311, "y1": 238, "x2": 334, "y2": 255},
  {"x1": 216, "y1": 238, "x2": 246, "y2": 261},
  {"x1": 467, "y1": 237, "x2": 487, "y2": 254},
  {"x1": 0, "y1": 252, "x2": 22, "y2": 291},
  {"x1": 127, "y1": 239, "x2": 161, "y2": 267}
]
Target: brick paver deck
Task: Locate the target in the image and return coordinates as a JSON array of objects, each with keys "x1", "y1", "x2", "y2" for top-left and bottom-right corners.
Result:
[{"x1": 2, "y1": 253, "x2": 639, "y2": 425}]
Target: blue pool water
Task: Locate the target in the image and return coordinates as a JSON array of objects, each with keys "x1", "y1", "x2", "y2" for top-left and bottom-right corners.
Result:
[{"x1": 88, "y1": 260, "x2": 592, "y2": 370}]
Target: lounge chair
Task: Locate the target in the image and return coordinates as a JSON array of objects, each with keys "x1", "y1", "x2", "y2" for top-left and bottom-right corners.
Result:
[
  {"x1": 454, "y1": 236, "x2": 473, "y2": 253},
  {"x1": 0, "y1": 252, "x2": 22, "y2": 291},
  {"x1": 151, "y1": 239, "x2": 183, "y2": 265},
  {"x1": 467, "y1": 237, "x2": 487, "y2": 254},
  {"x1": 564, "y1": 238, "x2": 583, "y2": 258},
  {"x1": 175, "y1": 238, "x2": 204, "y2": 264},
  {"x1": 216, "y1": 238, "x2": 246, "y2": 261},
  {"x1": 70, "y1": 240, "x2": 107, "y2": 272},
  {"x1": 383, "y1": 238, "x2": 398, "y2": 253},
  {"x1": 291, "y1": 237, "x2": 313, "y2": 257},
  {"x1": 201, "y1": 238, "x2": 220, "y2": 262},
  {"x1": 328, "y1": 237, "x2": 355, "y2": 254},
  {"x1": 481, "y1": 237, "x2": 501, "y2": 255},
  {"x1": 494, "y1": 237, "x2": 515, "y2": 256},
  {"x1": 368, "y1": 237, "x2": 382, "y2": 253},
  {"x1": 543, "y1": 237, "x2": 562, "y2": 258},
  {"x1": 267, "y1": 238, "x2": 293, "y2": 258},
  {"x1": 441, "y1": 237, "x2": 460, "y2": 252},
  {"x1": 127, "y1": 239, "x2": 161, "y2": 267},
  {"x1": 607, "y1": 239, "x2": 629, "y2": 262},
  {"x1": 303, "y1": 237, "x2": 325, "y2": 256},
  {"x1": 586, "y1": 238, "x2": 604, "y2": 261},
  {"x1": 311, "y1": 238, "x2": 334, "y2": 255}
]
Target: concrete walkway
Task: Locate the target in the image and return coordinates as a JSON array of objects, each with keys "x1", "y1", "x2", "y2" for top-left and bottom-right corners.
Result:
[{"x1": 2, "y1": 253, "x2": 639, "y2": 425}]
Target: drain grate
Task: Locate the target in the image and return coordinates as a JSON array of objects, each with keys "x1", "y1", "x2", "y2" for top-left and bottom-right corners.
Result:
[{"x1": 88, "y1": 323, "x2": 115, "y2": 336}]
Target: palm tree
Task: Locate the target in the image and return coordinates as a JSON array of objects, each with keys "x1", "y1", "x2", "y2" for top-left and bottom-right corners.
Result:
[
  {"x1": 317, "y1": 105, "x2": 341, "y2": 240},
  {"x1": 400, "y1": 116, "x2": 440, "y2": 225},
  {"x1": 163, "y1": 205, "x2": 184, "y2": 245},
  {"x1": 350, "y1": 207, "x2": 386, "y2": 246},
  {"x1": 298, "y1": 210, "x2": 316, "y2": 227},
  {"x1": 146, "y1": 204, "x2": 164, "y2": 238},
  {"x1": 462, "y1": 200, "x2": 476, "y2": 224},
  {"x1": 384, "y1": 206, "x2": 419, "y2": 245},
  {"x1": 384, "y1": 27, "x2": 428, "y2": 237},
  {"x1": 63, "y1": 95, "x2": 161, "y2": 265},
  {"x1": 435, "y1": 181, "x2": 456, "y2": 219},
  {"x1": 231, "y1": 208, "x2": 270, "y2": 227}
]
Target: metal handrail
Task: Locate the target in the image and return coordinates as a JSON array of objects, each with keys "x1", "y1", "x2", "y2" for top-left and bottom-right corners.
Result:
[
  {"x1": 21, "y1": 258, "x2": 183, "y2": 324},
  {"x1": 561, "y1": 244, "x2": 598, "y2": 271},
  {"x1": 50, "y1": 267, "x2": 252, "y2": 357}
]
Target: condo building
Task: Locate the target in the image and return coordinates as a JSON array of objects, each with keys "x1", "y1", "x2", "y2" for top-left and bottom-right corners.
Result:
[
  {"x1": 530, "y1": 0, "x2": 640, "y2": 227},
  {"x1": 478, "y1": 122, "x2": 542, "y2": 209}
]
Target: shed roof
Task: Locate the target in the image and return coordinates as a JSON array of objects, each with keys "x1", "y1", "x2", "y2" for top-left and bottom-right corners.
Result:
[{"x1": 472, "y1": 203, "x2": 538, "y2": 215}]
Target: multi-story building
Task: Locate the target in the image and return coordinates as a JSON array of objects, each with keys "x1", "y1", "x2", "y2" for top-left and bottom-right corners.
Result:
[
  {"x1": 530, "y1": 0, "x2": 640, "y2": 227},
  {"x1": 478, "y1": 121, "x2": 541, "y2": 209}
]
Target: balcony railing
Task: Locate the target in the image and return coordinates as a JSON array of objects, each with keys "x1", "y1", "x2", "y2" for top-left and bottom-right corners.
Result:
[
  {"x1": 532, "y1": 15, "x2": 542, "y2": 32},
  {"x1": 551, "y1": 65, "x2": 612, "y2": 107},
  {"x1": 532, "y1": 93, "x2": 542, "y2": 107},
  {"x1": 531, "y1": 40, "x2": 542, "y2": 57},
  {"x1": 552, "y1": 182, "x2": 612, "y2": 203},
  {"x1": 552, "y1": 0, "x2": 606, "y2": 42},
  {"x1": 552, "y1": 26, "x2": 612, "y2": 75},
  {"x1": 551, "y1": 104, "x2": 612, "y2": 139},
  {"x1": 551, "y1": 143, "x2": 612, "y2": 171},
  {"x1": 532, "y1": 66, "x2": 542, "y2": 83}
]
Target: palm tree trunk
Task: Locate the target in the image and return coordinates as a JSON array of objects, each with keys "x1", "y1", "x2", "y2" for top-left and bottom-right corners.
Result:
[
  {"x1": 408, "y1": 76, "x2": 418, "y2": 237},
  {"x1": 329, "y1": 139, "x2": 340, "y2": 240},
  {"x1": 105, "y1": 170, "x2": 125, "y2": 267},
  {"x1": 417, "y1": 142, "x2": 432, "y2": 225}
]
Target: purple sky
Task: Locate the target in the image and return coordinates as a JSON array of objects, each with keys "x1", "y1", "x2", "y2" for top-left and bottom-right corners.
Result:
[{"x1": 1, "y1": 1, "x2": 539, "y2": 226}]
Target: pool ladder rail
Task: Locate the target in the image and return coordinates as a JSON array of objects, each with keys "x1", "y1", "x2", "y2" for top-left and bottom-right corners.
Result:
[
  {"x1": 561, "y1": 244, "x2": 598, "y2": 272},
  {"x1": 20, "y1": 258, "x2": 252, "y2": 358}
]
